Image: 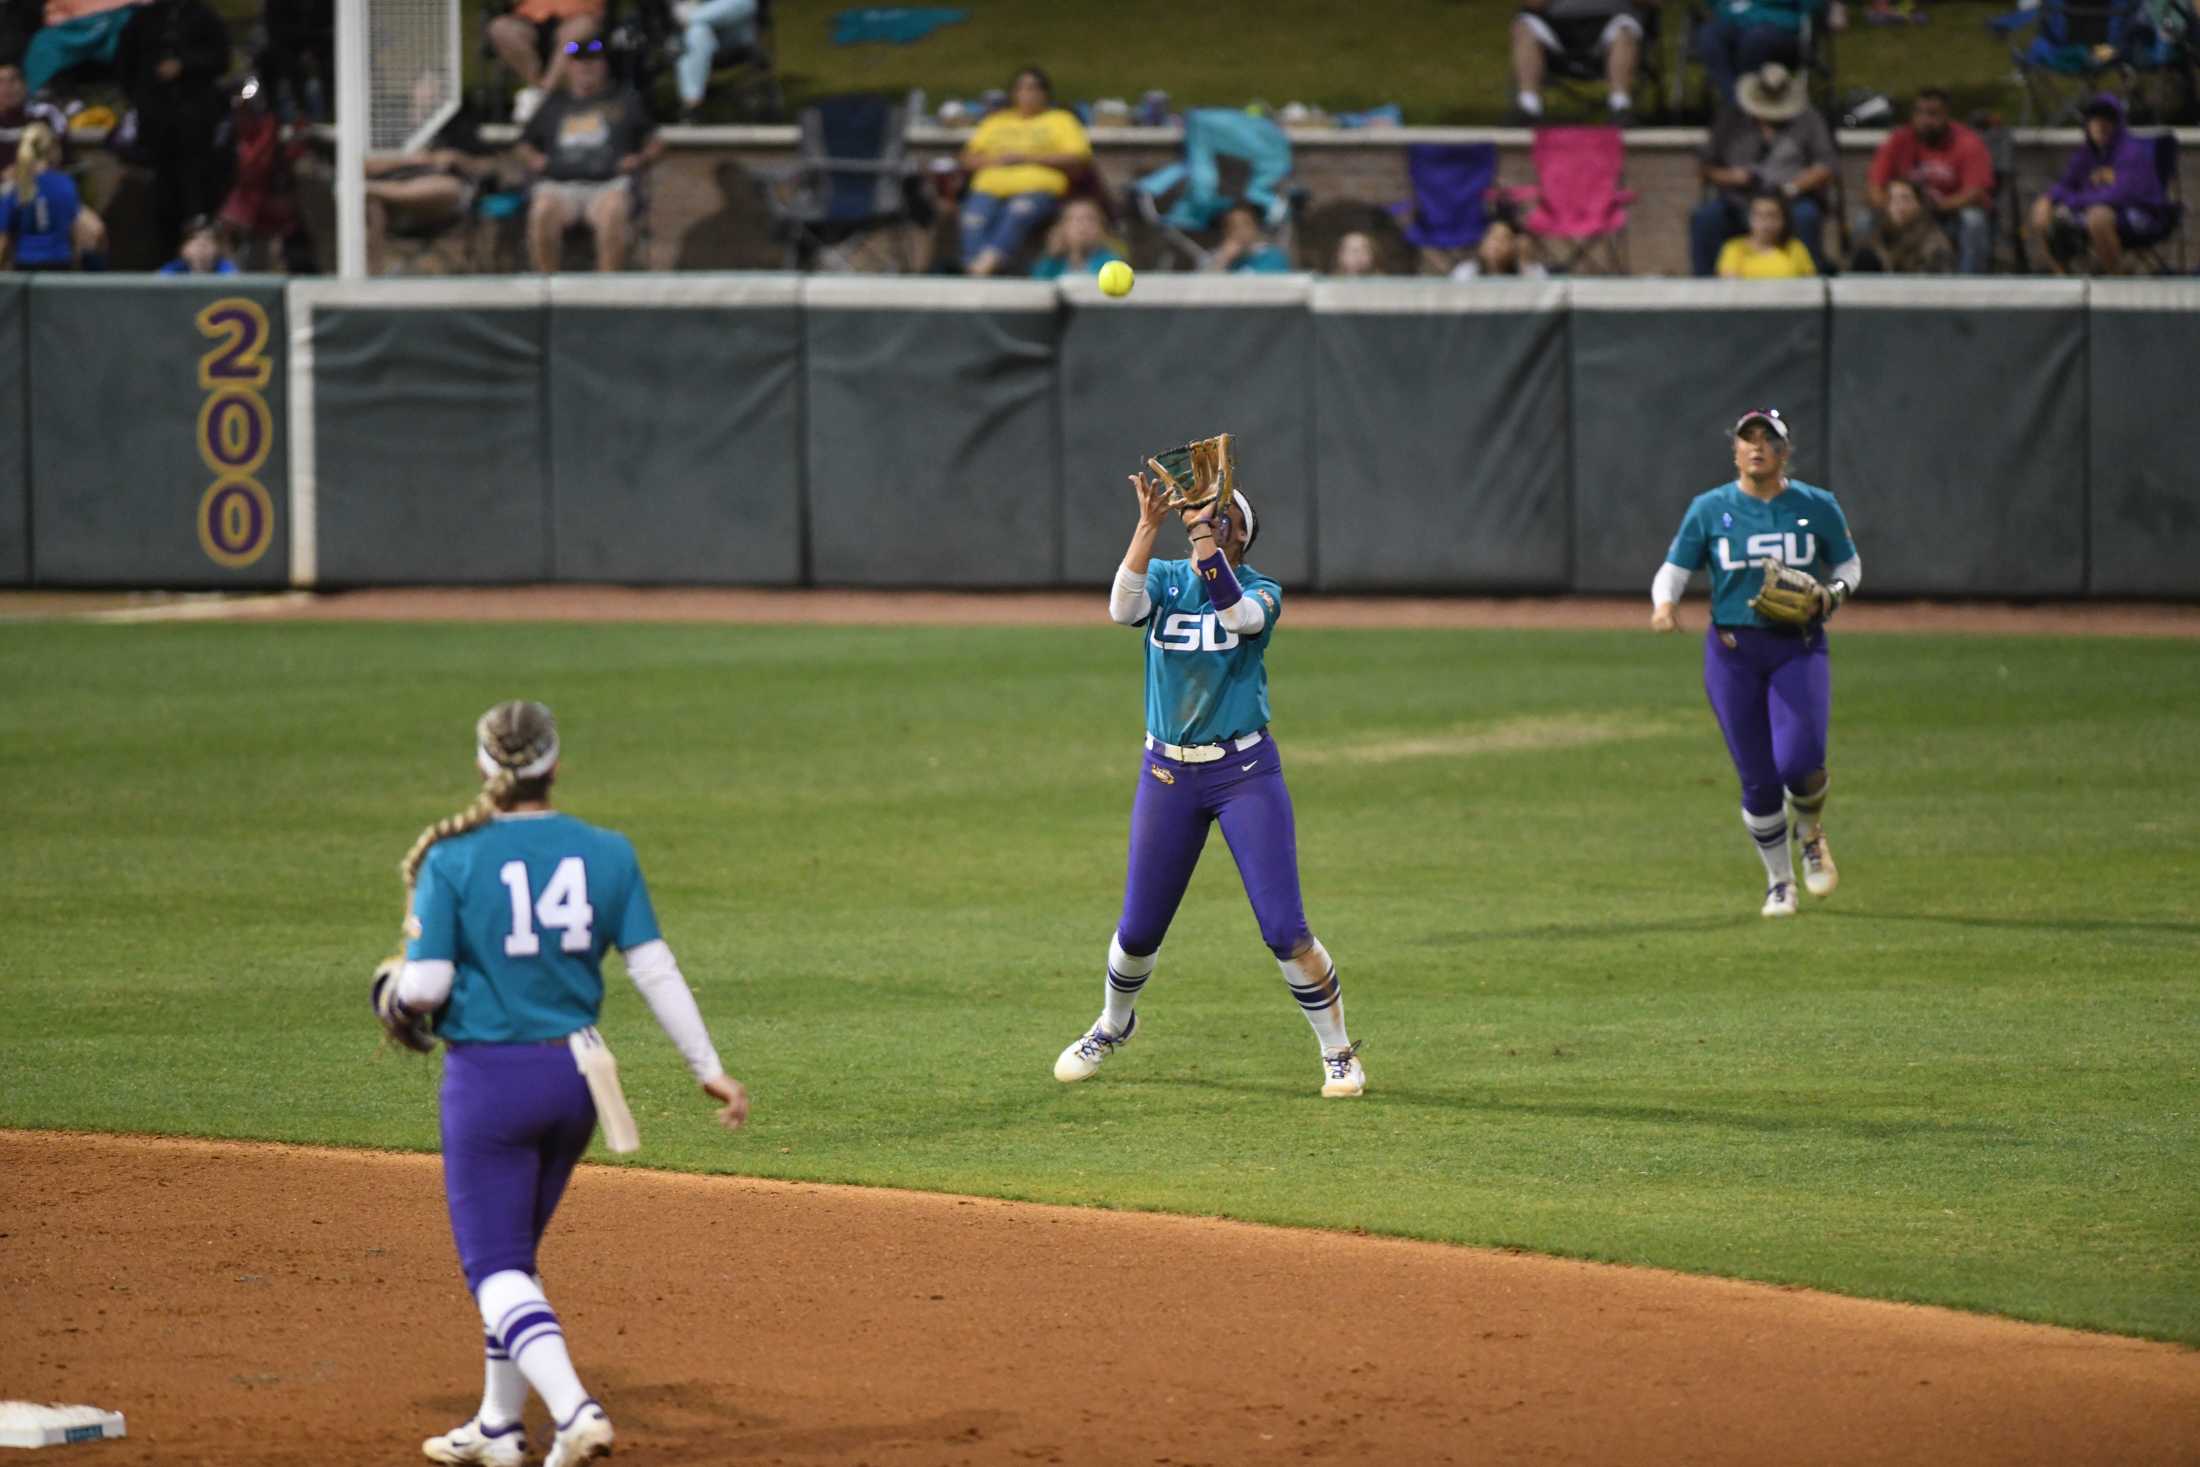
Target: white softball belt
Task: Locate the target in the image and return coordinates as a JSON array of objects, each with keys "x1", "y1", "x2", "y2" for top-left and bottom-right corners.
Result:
[{"x1": 1144, "y1": 729, "x2": 1265, "y2": 764}]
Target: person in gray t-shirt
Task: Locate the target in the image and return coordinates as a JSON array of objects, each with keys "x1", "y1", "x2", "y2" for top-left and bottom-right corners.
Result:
[
  {"x1": 518, "y1": 37, "x2": 663, "y2": 272},
  {"x1": 1690, "y1": 61, "x2": 1835, "y2": 275},
  {"x1": 1510, "y1": 0, "x2": 1644, "y2": 125}
]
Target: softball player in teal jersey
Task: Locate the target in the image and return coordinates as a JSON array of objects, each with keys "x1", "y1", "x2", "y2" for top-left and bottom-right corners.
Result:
[
  {"x1": 372, "y1": 700, "x2": 747, "y2": 1467},
  {"x1": 1651, "y1": 410, "x2": 1861, "y2": 916},
  {"x1": 1053, "y1": 462, "x2": 1366, "y2": 1097}
]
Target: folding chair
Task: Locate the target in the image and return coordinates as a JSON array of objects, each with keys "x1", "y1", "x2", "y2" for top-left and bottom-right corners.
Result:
[
  {"x1": 2127, "y1": 131, "x2": 2188, "y2": 270},
  {"x1": 758, "y1": 93, "x2": 918, "y2": 271},
  {"x1": 1543, "y1": 3, "x2": 1669, "y2": 121},
  {"x1": 1996, "y1": 0, "x2": 2149, "y2": 124},
  {"x1": 1678, "y1": 1, "x2": 1834, "y2": 121},
  {"x1": 1390, "y1": 142, "x2": 1500, "y2": 273},
  {"x1": 1506, "y1": 126, "x2": 1636, "y2": 274},
  {"x1": 1131, "y1": 108, "x2": 1305, "y2": 269}
]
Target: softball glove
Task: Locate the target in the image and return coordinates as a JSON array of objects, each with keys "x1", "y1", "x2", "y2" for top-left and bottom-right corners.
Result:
[
  {"x1": 1749, "y1": 560, "x2": 1830, "y2": 627},
  {"x1": 371, "y1": 956, "x2": 436, "y2": 1054}
]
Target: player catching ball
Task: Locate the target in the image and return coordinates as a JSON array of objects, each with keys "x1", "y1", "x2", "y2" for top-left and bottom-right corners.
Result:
[
  {"x1": 1054, "y1": 437, "x2": 1366, "y2": 1097},
  {"x1": 370, "y1": 700, "x2": 748, "y2": 1467},
  {"x1": 1651, "y1": 410, "x2": 1862, "y2": 917}
]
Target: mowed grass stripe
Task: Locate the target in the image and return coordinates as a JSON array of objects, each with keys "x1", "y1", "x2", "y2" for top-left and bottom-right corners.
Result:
[{"x1": 0, "y1": 622, "x2": 2193, "y2": 1342}]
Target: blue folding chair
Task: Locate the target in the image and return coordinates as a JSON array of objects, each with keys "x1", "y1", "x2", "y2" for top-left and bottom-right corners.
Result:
[
  {"x1": 1390, "y1": 143, "x2": 1500, "y2": 268},
  {"x1": 1132, "y1": 108, "x2": 1303, "y2": 268},
  {"x1": 759, "y1": 93, "x2": 918, "y2": 270}
]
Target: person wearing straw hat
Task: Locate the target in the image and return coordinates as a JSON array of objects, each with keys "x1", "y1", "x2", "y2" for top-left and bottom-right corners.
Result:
[{"x1": 1691, "y1": 61, "x2": 1836, "y2": 276}]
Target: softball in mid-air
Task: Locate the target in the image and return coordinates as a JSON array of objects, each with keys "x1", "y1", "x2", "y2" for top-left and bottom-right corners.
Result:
[{"x1": 1097, "y1": 260, "x2": 1135, "y2": 298}]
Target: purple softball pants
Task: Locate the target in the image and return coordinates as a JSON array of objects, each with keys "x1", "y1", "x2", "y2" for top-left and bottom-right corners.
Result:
[
  {"x1": 1703, "y1": 625, "x2": 1832, "y2": 818},
  {"x1": 1117, "y1": 736, "x2": 1313, "y2": 959},
  {"x1": 440, "y1": 1042, "x2": 597, "y2": 1290}
]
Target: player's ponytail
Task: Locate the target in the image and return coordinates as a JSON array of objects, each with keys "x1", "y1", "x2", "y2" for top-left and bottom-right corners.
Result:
[
  {"x1": 12, "y1": 123, "x2": 55, "y2": 202},
  {"x1": 398, "y1": 700, "x2": 560, "y2": 894}
]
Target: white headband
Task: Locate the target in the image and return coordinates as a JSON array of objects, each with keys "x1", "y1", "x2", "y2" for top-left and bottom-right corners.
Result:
[
  {"x1": 477, "y1": 734, "x2": 559, "y2": 783},
  {"x1": 1230, "y1": 490, "x2": 1255, "y2": 543}
]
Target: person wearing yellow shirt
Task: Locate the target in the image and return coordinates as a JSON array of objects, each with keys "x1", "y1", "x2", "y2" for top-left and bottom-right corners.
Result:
[
  {"x1": 1716, "y1": 192, "x2": 1817, "y2": 279},
  {"x1": 958, "y1": 67, "x2": 1092, "y2": 276}
]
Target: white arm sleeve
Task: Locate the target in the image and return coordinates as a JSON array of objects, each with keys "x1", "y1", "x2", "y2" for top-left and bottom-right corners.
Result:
[
  {"x1": 1214, "y1": 595, "x2": 1267, "y2": 636},
  {"x1": 1651, "y1": 561, "x2": 1693, "y2": 606},
  {"x1": 1108, "y1": 564, "x2": 1151, "y2": 625},
  {"x1": 396, "y1": 959, "x2": 454, "y2": 1011},
  {"x1": 623, "y1": 939, "x2": 726, "y2": 1083},
  {"x1": 1830, "y1": 555, "x2": 1861, "y2": 592}
]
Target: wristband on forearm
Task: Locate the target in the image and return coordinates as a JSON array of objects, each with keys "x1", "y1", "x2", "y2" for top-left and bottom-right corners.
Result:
[
  {"x1": 1825, "y1": 578, "x2": 1850, "y2": 615},
  {"x1": 1196, "y1": 548, "x2": 1244, "y2": 610}
]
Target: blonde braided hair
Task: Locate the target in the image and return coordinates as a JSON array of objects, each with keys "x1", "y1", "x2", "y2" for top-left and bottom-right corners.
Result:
[{"x1": 399, "y1": 700, "x2": 560, "y2": 896}]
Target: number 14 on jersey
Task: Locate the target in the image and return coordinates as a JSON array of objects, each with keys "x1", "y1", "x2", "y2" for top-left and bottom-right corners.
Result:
[{"x1": 499, "y1": 857, "x2": 595, "y2": 956}]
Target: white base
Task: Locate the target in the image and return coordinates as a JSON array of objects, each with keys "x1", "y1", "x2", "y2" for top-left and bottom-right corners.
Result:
[{"x1": 0, "y1": 1403, "x2": 127, "y2": 1449}]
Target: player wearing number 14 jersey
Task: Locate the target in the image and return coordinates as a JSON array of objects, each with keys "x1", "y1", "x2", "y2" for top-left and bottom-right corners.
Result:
[
  {"x1": 1052, "y1": 455, "x2": 1365, "y2": 1098},
  {"x1": 371, "y1": 700, "x2": 747, "y2": 1467}
]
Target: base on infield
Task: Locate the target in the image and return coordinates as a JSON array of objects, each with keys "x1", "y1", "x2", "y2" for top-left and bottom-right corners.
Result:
[{"x1": 0, "y1": 1403, "x2": 128, "y2": 1449}]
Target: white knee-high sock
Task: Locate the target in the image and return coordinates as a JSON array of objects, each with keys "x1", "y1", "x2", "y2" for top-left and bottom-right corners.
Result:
[
  {"x1": 1102, "y1": 936, "x2": 1155, "y2": 1035},
  {"x1": 479, "y1": 1332, "x2": 527, "y2": 1428},
  {"x1": 1788, "y1": 773, "x2": 1831, "y2": 840},
  {"x1": 1743, "y1": 807, "x2": 1794, "y2": 885},
  {"x1": 1280, "y1": 939, "x2": 1350, "y2": 1051},
  {"x1": 476, "y1": 1270, "x2": 591, "y2": 1425}
]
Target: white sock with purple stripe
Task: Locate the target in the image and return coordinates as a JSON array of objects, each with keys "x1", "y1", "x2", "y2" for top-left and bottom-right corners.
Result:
[
  {"x1": 479, "y1": 1332, "x2": 527, "y2": 1429},
  {"x1": 1280, "y1": 939, "x2": 1350, "y2": 1051},
  {"x1": 476, "y1": 1270, "x2": 591, "y2": 1426},
  {"x1": 1101, "y1": 936, "x2": 1154, "y2": 1036},
  {"x1": 1743, "y1": 807, "x2": 1794, "y2": 886}
]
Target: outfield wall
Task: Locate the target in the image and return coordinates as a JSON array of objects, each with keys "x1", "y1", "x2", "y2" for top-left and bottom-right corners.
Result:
[{"x1": 16, "y1": 275, "x2": 2200, "y2": 597}]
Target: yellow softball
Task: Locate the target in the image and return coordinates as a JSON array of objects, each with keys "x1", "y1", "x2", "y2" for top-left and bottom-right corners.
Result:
[{"x1": 1097, "y1": 260, "x2": 1135, "y2": 298}]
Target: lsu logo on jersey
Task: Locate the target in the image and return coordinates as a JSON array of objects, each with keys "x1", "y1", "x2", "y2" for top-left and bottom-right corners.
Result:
[
  {"x1": 1715, "y1": 532, "x2": 1816, "y2": 570},
  {"x1": 1150, "y1": 611, "x2": 1240, "y2": 653}
]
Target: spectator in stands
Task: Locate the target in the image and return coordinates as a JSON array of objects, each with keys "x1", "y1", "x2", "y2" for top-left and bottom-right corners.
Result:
[
  {"x1": 1329, "y1": 230, "x2": 1379, "y2": 276},
  {"x1": 1862, "y1": 88, "x2": 1994, "y2": 274},
  {"x1": 1449, "y1": 216, "x2": 1549, "y2": 278},
  {"x1": 118, "y1": 0, "x2": 233, "y2": 262},
  {"x1": 255, "y1": 0, "x2": 331, "y2": 121},
  {"x1": 1844, "y1": 177, "x2": 1954, "y2": 273},
  {"x1": 957, "y1": 66, "x2": 1090, "y2": 277},
  {"x1": 157, "y1": 210, "x2": 236, "y2": 272},
  {"x1": 22, "y1": 0, "x2": 148, "y2": 97},
  {"x1": 1204, "y1": 203, "x2": 1291, "y2": 273},
  {"x1": 1691, "y1": 62, "x2": 1834, "y2": 276},
  {"x1": 671, "y1": 0, "x2": 756, "y2": 123},
  {"x1": 1511, "y1": 0, "x2": 1643, "y2": 126},
  {"x1": 2028, "y1": 93, "x2": 2170, "y2": 276},
  {"x1": 1030, "y1": 196, "x2": 1123, "y2": 280},
  {"x1": 488, "y1": 0, "x2": 602, "y2": 125},
  {"x1": 0, "y1": 120, "x2": 80, "y2": 269},
  {"x1": 0, "y1": 61, "x2": 66, "y2": 146},
  {"x1": 518, "y1": 36, "x2": 660, "y2": 272},
  {"x1": 217, "y1": 73, "x2": 314, "y2": 272},
  {"x1": 364, "y1": 142, "x2": 492, "y2": 275},
  {"x1": 1693, "y1": 0, "x2": 1826, "y2": 107},
  {"x1": 0, "y1": 60, "x2": 106, "y2": 266},
  {"x1": 1715, "y1": 190, "x2": 1817, "y2": 277}
]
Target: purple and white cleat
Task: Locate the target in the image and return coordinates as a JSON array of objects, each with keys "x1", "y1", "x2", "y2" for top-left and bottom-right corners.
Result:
[{"x1": 422, "y1": 1417, "x2": 527, "y2": 1467}]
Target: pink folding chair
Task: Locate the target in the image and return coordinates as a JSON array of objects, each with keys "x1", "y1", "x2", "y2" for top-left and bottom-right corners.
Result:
[{"x1": 1505, "y1": 126, "x2": 1637, "y2": 275}]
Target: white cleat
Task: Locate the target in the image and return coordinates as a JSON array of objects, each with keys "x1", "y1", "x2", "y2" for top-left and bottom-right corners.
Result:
[
  {"x1": 423, "y1": 1417, "x2": 527, "y2": 1467},
  {"x1": 1798, "y1": 830, "x2": 1837, "y2": 897},
  {"x1": 545, "y1": 1402, "x2": 614, "y2": 1467},
  {"x1": 1761, "y1": 881, "x2": 1799, "y2": 918},
  {"x1": 1320, "y1": 1041, "x2": 1367, "y2": 1097},
  {"x1": 1054, "y1": 1013, "x2": 1136, "y2": 1083}
]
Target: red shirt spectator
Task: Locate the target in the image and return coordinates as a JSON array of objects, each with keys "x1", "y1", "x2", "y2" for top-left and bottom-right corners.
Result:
[{"x1": 1867, "y1": 90, "x2": 1994, "y2": 213}]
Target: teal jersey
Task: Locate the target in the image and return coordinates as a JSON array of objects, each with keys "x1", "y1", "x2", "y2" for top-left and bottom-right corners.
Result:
[
  {"x1": 1138, "y1": 558, "x2": 1284, "y2": 745},
  {"x1": 405, "y1": 811, "x2": 662, "y2": 1045},
  {"x1": 1664, "y1": 479, "x2": 1857, "y2": 629}
]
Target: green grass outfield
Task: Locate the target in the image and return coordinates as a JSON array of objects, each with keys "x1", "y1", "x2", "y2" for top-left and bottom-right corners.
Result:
[{"x1": 2, "y1": 620, "x2": 2195, "y2": 1343}]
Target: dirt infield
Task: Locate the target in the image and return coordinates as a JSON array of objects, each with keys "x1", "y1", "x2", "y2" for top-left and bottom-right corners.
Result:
[
  {"x1": 5, "y1": 1133, "x2": 2196, "y2": 1467},
  {"x1": 6, "y1": 585, "x2": 2200, "y2": 635}
]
